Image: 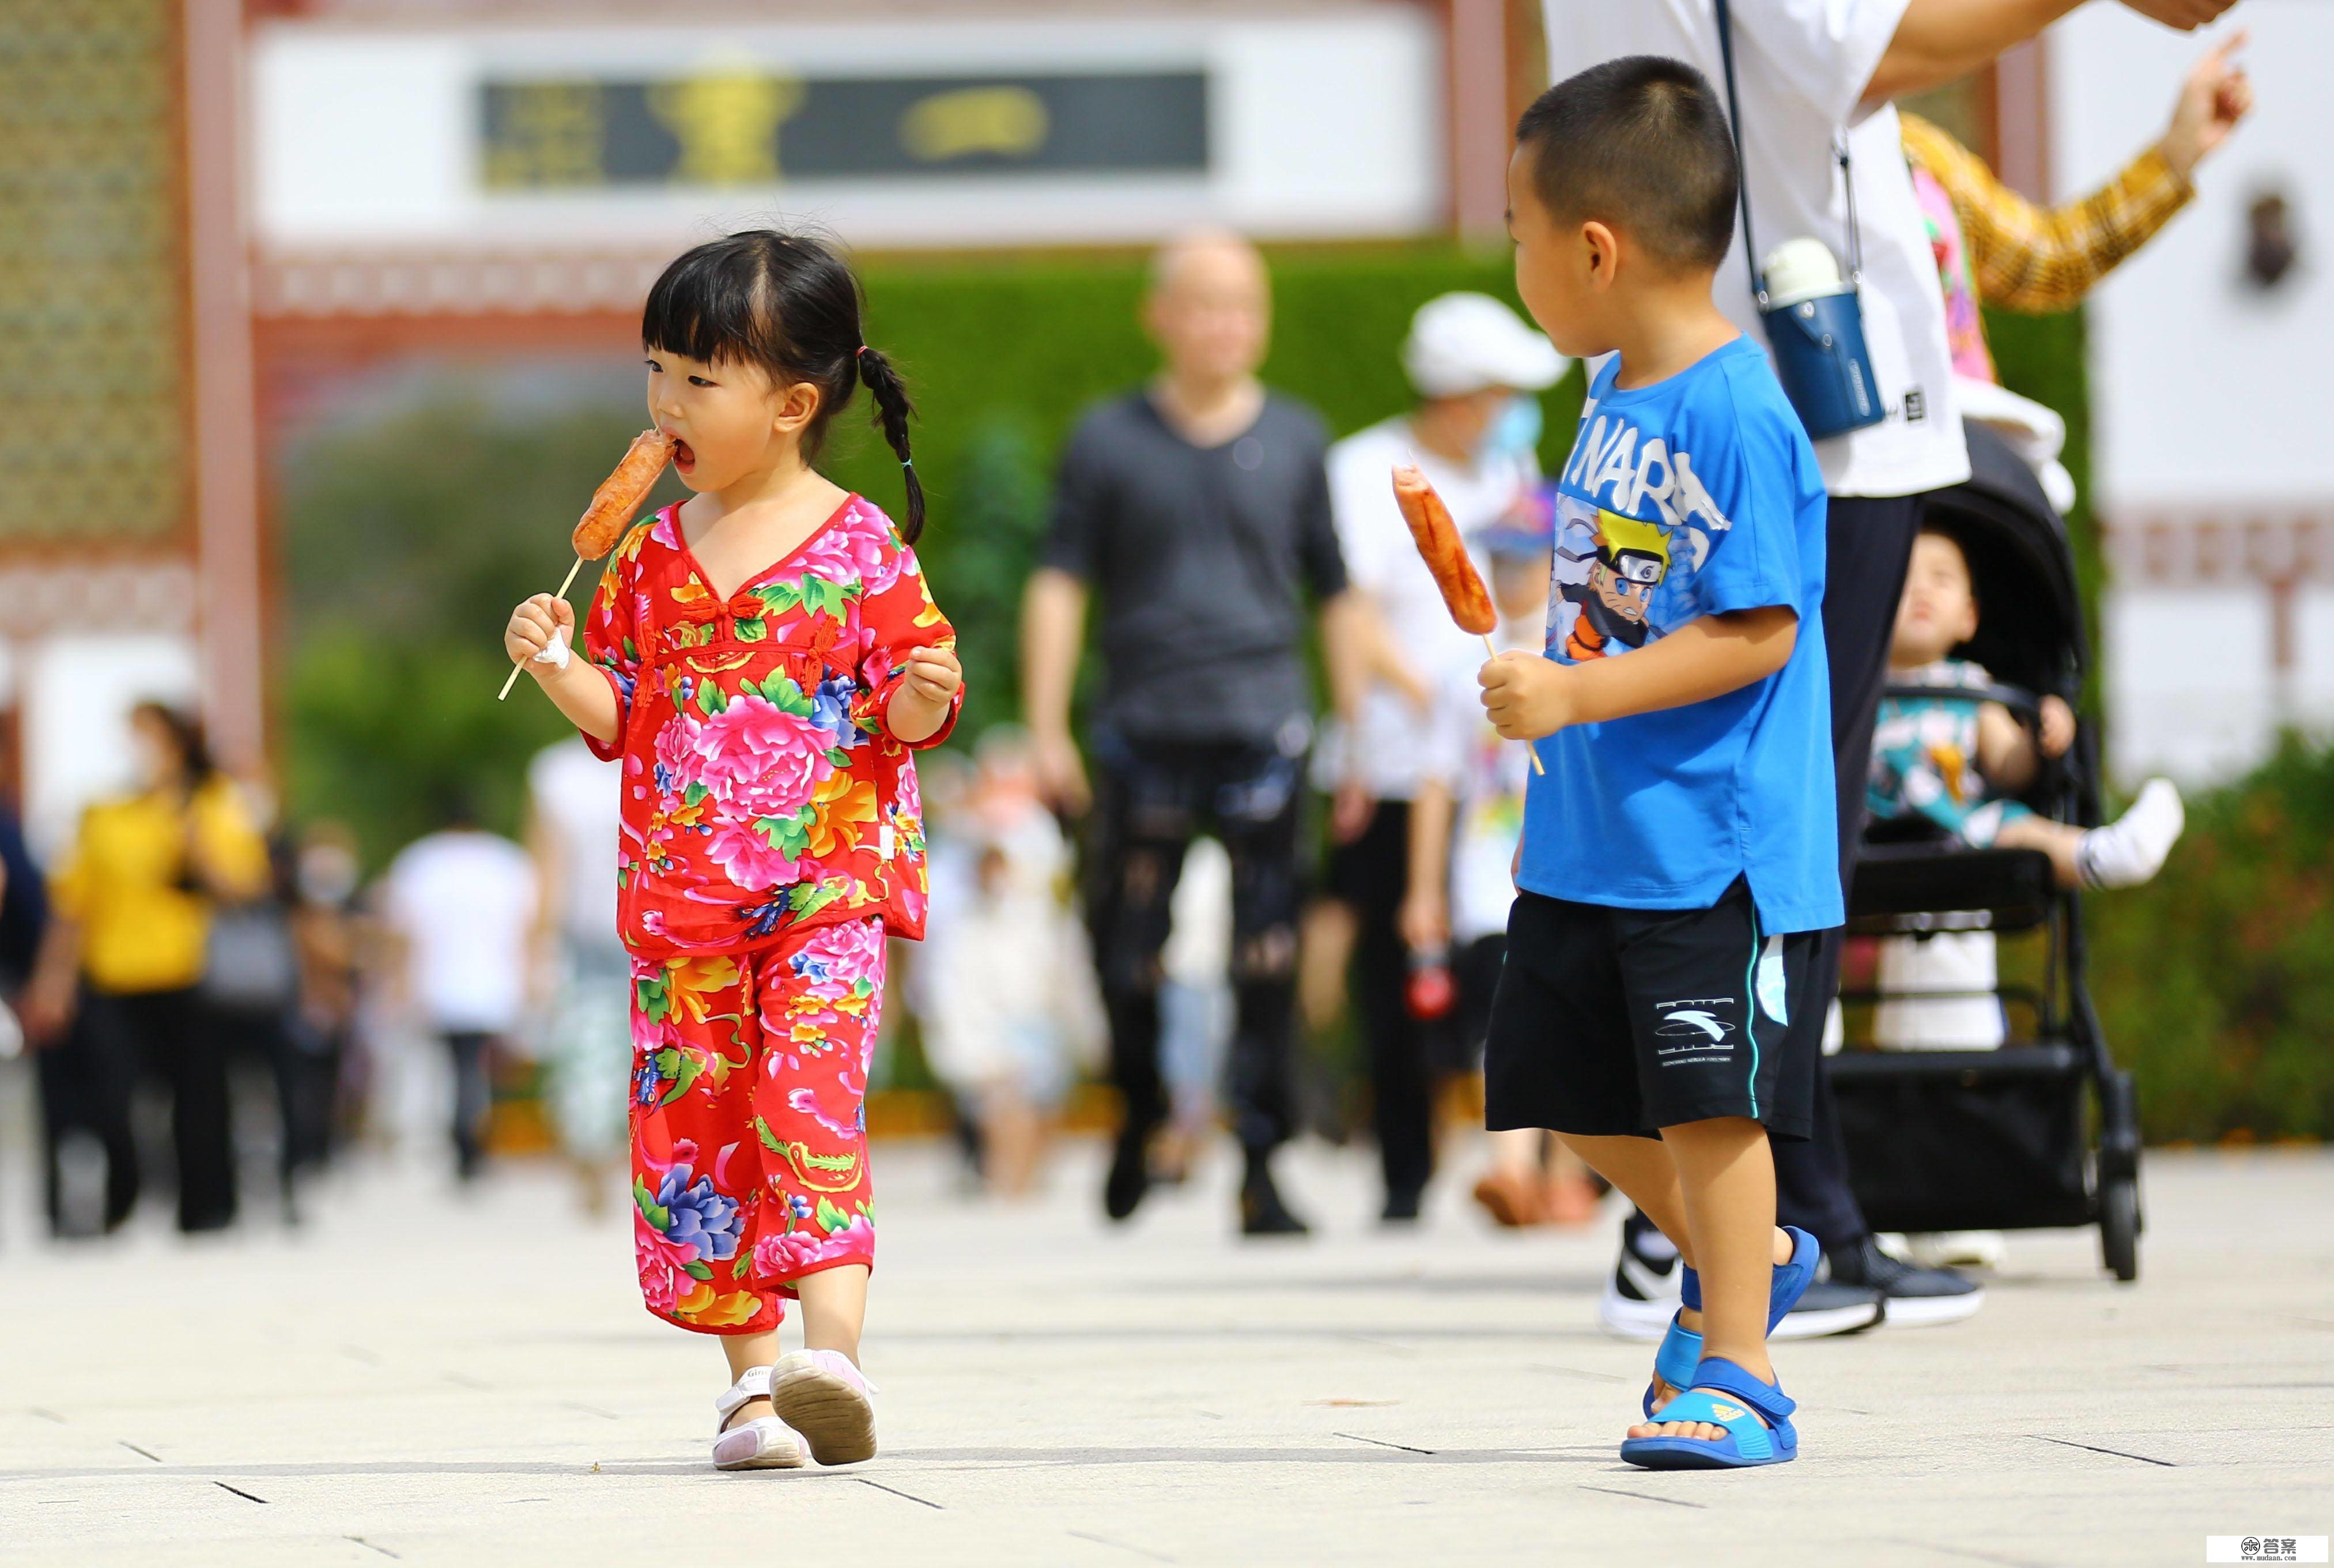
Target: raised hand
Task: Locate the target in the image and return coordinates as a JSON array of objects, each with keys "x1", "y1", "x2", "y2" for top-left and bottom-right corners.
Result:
[{"x1": 2159, "y1": 30, "x2": 2252, "y2": 182}]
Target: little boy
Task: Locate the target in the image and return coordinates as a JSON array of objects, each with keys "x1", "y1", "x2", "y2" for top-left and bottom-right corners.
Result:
[
  {"x1": 1871, "y1": 526, "x2": 2183, "y2": 889},
  {"x1": 1479, "y1": 56, "x2": 1839, "y2": 1469}
]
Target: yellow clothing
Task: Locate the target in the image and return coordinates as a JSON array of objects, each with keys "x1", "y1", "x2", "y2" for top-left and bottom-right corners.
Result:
[
  {"x1": 1899, "y1": 112, "x2": 2193, "y2": 313},
  {"x1": 50, "y1": 780, "x2": 270, "y2": 995}
]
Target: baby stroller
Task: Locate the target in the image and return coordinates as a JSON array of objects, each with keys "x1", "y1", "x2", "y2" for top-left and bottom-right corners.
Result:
[{"x1": 1830, "y1": 420, "x2": 2143, "y2": 1282}]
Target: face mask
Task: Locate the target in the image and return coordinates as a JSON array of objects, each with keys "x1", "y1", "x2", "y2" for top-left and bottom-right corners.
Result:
[
  {"x1": 1479, "y1": 395, "x2": 1543, "y2": 461},
  {"x1": 299, "y1": 847, "x2": 360, "y2": 908}
]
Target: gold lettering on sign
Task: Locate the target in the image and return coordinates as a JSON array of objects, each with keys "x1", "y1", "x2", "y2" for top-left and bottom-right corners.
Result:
[
  {"x1": 648, "y1": 61, "x2": 803, "y2": 186},
  {"x1": 484, "y1": 81, "x2": 606, "y2": 188},
  {"x1": 898, "y1": 85, "x2": 1049, "y2": 163}
]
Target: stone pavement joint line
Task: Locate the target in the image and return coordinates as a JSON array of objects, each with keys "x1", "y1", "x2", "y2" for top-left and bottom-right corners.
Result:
[{"x1": 0, "y1": 1140, "x2": 2327, "y2": 1566}]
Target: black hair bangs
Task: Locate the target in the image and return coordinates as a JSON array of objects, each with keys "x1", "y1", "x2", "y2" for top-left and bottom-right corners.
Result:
[{"x1": 640, "y1": 243, "x2": 787, "y2": 372}]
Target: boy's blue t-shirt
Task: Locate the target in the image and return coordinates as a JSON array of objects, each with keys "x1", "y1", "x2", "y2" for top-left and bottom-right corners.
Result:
[{"x1": 1519, "y1": 335, "x2": 1841, "y2": 934}]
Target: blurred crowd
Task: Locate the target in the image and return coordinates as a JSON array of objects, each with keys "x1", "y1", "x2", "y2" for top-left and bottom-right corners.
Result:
[{"x1": 0, "y1": 709, "x2": 643, "y2": 1237}]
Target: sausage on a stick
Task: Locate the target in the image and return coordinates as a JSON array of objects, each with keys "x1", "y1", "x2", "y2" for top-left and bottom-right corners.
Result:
[
  {"x1": 1390, "y1": 463, "x2": 1543, "y2": 774},
  {"x1": 498, "y1": 429, "x2": 677, "y2": 700}
]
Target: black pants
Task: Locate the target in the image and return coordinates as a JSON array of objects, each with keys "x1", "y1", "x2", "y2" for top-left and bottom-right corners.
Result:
[
  {"x1": 443, "y1": 1030, "x2": 495, "y2": 1182},
  {"x1": 1083, "y1": 727, "x2": 1304, "y2": 1159},
  {"x1": 1325, "y1": 800, "x2": 1439, "y2": 1199},
  {"x1": 1772, "y1": 490, "x2": 1927, "y2": 1250},
  {"x1": 41, "y1": 987, "x2": 239, "y2": 1234}
]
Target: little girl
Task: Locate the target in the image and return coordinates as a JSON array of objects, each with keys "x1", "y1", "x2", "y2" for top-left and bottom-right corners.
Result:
[{"x1": 505, "y1": 230, "x2": 963, "y2": 1472}]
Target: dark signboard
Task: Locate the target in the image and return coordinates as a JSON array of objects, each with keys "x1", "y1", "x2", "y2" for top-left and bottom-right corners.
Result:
[{"x1": 481, "y1": 70, "x2": 1209, "y2": 189}]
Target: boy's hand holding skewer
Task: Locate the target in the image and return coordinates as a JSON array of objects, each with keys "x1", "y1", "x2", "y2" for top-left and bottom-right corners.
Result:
[
  {"x1": 1388, "y1": 462, "x2": 1545, "y2": 774},
  {"x1": 1479, "y1": 651, "x2": 1581, "y2": 742}
]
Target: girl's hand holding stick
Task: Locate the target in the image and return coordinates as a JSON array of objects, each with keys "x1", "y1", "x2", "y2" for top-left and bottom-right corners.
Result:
[
  {"x1": 1390, "y1": 463, "x2": 1544, "y2": 776},
  {"x1": 498, "y1": 429, "x2": 677, "y2": 700}
]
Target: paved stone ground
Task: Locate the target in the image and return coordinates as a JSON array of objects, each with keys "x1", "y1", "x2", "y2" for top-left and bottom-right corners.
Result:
[{"x1": 0, "y1": 1125, "x2": 2327, "y2": 1567}]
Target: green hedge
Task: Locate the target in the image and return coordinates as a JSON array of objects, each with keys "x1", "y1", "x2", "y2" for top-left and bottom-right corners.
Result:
[{"x1": 2087, "y1": 737, "x2": 2334, "y2": 1142}]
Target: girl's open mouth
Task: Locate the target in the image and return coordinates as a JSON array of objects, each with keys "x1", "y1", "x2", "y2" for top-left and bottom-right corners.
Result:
[{"x1": 672, "y1": 438, "x2": 696, "y2": 471}]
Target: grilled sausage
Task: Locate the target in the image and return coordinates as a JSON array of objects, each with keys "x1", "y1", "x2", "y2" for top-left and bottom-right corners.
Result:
[
  {"x1": 571, "y1": 429, "x2": 677, "y2": 558},
  {"x1": 1391, "y1": 463, "x2": 1497, "y2": 635}
]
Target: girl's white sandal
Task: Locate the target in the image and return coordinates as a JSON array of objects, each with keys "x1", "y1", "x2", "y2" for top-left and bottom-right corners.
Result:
[
  {"x1": 712, "y1": 1366, "x2": 806, "y2": 1471},
  {"x1": 768, "y1": 1349, "x2": 879, "y2": 1466}
]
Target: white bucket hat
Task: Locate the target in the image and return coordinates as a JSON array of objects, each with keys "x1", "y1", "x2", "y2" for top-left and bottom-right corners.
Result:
[{"x1": 1401, "y1": 292, "x2": 1566, "y2": 398}]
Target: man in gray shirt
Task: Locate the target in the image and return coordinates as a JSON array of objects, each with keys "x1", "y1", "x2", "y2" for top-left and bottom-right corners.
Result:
[{"x1": 1022, "y1": 231, "x2": 1368, "y2": 1235}]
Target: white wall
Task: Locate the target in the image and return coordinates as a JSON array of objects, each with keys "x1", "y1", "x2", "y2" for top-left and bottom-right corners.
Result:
[
  {"x1": 250, "y1": 9, "x2": 1442, "y2": 251},
  {"x1": 2054, "y1": 4, "x2": 2334, "y2": 781}
]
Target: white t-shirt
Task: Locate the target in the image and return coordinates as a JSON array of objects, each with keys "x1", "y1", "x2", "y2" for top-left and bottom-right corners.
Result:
[
  {"x1": 526, "y1": 737, "x2": 621, "y2": 948},
  {"x1": 1325, "y1": 416, "x2": 1539, "y2": 799},
  {"x1": 383, "y1": 830, "x2": 538, "y2": 1035},
  {"x1": 1542, "y1": 0, "x2": 1970, "y2": 500}
]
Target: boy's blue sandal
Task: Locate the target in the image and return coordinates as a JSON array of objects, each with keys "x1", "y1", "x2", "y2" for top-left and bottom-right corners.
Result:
[
  {"x1": 1644, "y1": 1226, "x2": 1820, "y2": 1418},
  {"x1": 1643, "y1": 1318, "x2": 1705, "y2": 1419},
  {"x1": 1678, "y1": 1225, "x2": 1822, "y2": 1326},
  {"x1": 1621, "y1": 1356, "x2": 1799, "y2": 1471}
]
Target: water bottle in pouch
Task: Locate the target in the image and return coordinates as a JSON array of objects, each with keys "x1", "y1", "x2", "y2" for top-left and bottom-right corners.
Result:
[{"x1": 1758, "y1": 237, "x2": 1884, "y2": 440}]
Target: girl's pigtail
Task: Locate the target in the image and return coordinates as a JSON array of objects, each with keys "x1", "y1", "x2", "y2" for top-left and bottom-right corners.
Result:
[{"x1": 856, "y1": 344, "x2": 924, "y2": 545}]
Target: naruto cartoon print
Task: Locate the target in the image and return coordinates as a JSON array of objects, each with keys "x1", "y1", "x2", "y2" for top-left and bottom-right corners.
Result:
[
  {"x1": 1555, "y1": 508, "x2": 1671, "y2": 660},
  {"x1": 1544, "y1": 403, "x2": 1735, "y2": 667}
]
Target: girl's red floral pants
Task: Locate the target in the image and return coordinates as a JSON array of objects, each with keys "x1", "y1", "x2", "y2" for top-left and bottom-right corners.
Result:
[{"x1": 628, "y1": 917, "x2": 883, "y2": 1334}]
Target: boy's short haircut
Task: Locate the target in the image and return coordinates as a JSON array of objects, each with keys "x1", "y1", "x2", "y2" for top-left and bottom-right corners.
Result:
[{"x1": 1514, "y1": 56, "x2": 1739, "y2": 273}]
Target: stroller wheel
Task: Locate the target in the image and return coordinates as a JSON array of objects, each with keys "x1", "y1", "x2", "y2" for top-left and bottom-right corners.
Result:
[{"x1": 2100, "y1": 1174, "x2": 2140, "y2": 1283}]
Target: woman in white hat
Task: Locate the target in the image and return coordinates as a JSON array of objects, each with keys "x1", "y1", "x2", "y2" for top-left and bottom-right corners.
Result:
[{"x1": 1309, "y1": 292, "x2": 1565, "y2": 1223}]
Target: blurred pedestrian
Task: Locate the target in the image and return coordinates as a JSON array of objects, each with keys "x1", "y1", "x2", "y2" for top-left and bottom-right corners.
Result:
[
  {"x1": 0, "y1": 798, "x2": 48, "y2": 1232},
  {"x1": 380, "y1": 792, "x2": 536, "y2": 1184},
  {"x1": 1318, "y1": 292, "x2": 1563, "y2": 1222},
  {"x1": 916, "y1": 728, "x2": 1101, "y2": 1200},
  {"x1": 285, "y1": 822, "x2": 365, "y2": 1179},
  {"x1": 21, "y1": 701, "x2": 270, "y2": 1234},
  {"x1": 1154, "y1": 835, "x2": 1235, "y2": 1187},
  {"x1": 525, "y1": 735, "x2": 629, "y2": 1214},
  {"x1": 1021, "y1": 229, "x2": 1370, "y2": 1237}
]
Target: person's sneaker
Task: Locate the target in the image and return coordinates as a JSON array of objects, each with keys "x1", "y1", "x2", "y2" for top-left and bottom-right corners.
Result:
[
  {"x1": 1827, "y1": 1236, "x2": 1985, "y2": 1326},
  {"x1": 1768, "y1": 1278, "x2": 1885, "y2": 1340},
  {"x1": 1240, "y1": 1164, "x2": 1311, "y2": 1237},
  {"x1": 1597, "y1": 1214, "x2": 1683, "y2": 1340},
  {"x1": 1103, "y1": 1127, "x2": 1150, "y2": 1223},
  {"x1": 1899, "y1": 1230, "x2": 2006, "y2": 1270}
]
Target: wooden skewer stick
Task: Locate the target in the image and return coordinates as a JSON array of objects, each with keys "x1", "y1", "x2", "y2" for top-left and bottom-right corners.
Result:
[
  {"x1": 497, "y1": 554, "x2": 586, "y2": 701},
  {"x1": 1485, "y1": 633, "x2": 1547, "y2": 776}
]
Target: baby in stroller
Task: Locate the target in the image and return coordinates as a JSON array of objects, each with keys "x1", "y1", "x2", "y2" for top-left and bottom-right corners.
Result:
[{"x1": 1871, "y1": 526, "x2": 2185, "y2": 889}]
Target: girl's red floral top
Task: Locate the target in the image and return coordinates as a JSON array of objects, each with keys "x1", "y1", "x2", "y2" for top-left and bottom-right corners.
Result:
[{"x1": 581, "y1": 496, "x2": 960, "y2": 957}]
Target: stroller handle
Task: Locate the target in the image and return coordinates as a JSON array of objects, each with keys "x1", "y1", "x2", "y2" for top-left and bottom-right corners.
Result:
[{"x1": 1882, "y1": 679, "x2": 2049, "y2": 730}]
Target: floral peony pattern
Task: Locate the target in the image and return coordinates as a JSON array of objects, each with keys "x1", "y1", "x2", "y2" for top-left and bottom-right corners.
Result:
[
  {"x1": 629, "y1": 922, "x2": 883, "y2": 1335},
  {"x1": 581, "y1": 495, "x2": 958, "y2": 957}
]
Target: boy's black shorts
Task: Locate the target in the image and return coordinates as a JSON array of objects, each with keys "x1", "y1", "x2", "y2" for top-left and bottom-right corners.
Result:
[{"x1": 1483, "y1": 878, "x2": 1822, "y2": 1140}]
